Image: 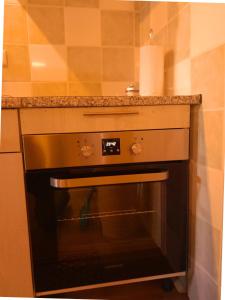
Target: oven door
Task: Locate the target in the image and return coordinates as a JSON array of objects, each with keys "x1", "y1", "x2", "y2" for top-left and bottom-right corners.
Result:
[{"x1": 25, "y1": 161, "x2": 188, "y2": 293}]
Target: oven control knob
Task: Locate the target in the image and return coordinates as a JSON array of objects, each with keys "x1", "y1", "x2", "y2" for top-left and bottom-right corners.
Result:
[
  {"x1": 81, "y1": 145, "x2": 93, "y2": 157},
  {"x1": 131, "y1": 143, "x2": 142, "y2": 155}
]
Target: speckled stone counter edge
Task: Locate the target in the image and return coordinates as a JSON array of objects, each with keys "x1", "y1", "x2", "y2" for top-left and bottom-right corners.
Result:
[{"x1": 1, "y1": 95, "x2": 202, "y2": 109}]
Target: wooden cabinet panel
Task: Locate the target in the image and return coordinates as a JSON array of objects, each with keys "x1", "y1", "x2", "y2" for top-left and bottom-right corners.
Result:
[
  {"x1": 20, "y1": 105, "x2": 190, "y2": 135},
  {"x1": 0, "y1": 110, "x2": 20, "y2": 153},
  {"x1": 0, "y1": 153, "x2": 33, "y2": 297}
]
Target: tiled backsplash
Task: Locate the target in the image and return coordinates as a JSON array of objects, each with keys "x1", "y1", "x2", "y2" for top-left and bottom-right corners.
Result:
[{"x1": 3, "y1": 0, "x2": 139, "y2": 96}]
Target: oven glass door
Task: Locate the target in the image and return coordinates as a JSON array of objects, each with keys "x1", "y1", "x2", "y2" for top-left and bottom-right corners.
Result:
[{"x1": 26, "y1": 162, "x2": 188, "y2": 292}]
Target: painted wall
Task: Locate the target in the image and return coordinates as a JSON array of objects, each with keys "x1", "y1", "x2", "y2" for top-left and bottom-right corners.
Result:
[
  {"x1": 137, "y1": 2, "x2": 224, "y2": 299},
  {"x1": 2, "y1": 0, "x2": 139, "y2": 97}
]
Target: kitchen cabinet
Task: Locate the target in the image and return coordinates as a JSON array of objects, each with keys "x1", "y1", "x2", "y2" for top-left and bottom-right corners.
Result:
[
  {"x1": 0, "y1": 110, "x2": 20, "y2": 153},
  {"x1": 0, "y1": 153, "x2": 33, "y2": 297},
  {"x1": 0, "y1": 109, "x2": 33, "y2": 297},
  {"x1": 19, "y1": 105, "x2": 190, "y2": 134}
]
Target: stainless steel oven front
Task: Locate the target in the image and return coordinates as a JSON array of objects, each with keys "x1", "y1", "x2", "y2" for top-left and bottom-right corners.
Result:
[{"x1": 23, "y1": 129, "x2": 189, "y2": 296}]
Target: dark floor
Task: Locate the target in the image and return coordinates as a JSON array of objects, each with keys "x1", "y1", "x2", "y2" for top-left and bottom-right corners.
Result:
[{"x1": 56, "y1": 280, "x2": 189, "y2": 300}]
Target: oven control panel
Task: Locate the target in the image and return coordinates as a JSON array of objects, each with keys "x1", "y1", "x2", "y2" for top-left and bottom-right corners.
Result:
[
  {"x1": 23, "y1": 129, "x2": 189, "y2": 170},
  {"x1": 102, "y1": 138, "x2": 120, "y2": 156}
]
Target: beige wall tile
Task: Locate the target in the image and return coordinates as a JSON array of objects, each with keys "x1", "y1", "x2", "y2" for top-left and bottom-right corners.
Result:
[
  {"x1": 192, "y1": 110, "x2": 224, "y2": 170},
  {"x1": 189, "y1": 213, "x2": 221, "y2": 286},
  {"x1": 3, "y1": 46, "x2": 30, "y2": 82},
  {"x1": 4, "y1": 4, "x2": 28, "y2": 45},
  {"x1": 164, "y1": 70, "x2": 172, "y2": 96},
  {"x1": 27, "y1": 6, "x2": 65, "y2": 44},
  {"x1": 4, "y1": 0, "x2": 27, "y2": 5},
  {"x1": 102, "y1": 82, "x2": 131, "y2": 96},
  {"x1": 135, "y1": 1, "x2": 150, "y2": 12},
  {"x1": 101, "y1": 11, "x2": 134, "y2": 46},
  {"x1": 65, "y1": 8, "x2": 101, "y2": 46},
  {"x1": 189, "y1": 106, "x2": 201, "y2": 162},
  {"x1": 189, "y1": 161, "x2": 224, "y2": 231},
  {"x1": 167, "y1": 2, "x2": 188, "y2": 22},
  {"x1": 28, "y1": 0, "x2": 64, "y2": 5},
  {"x1": 65, "y1": 0, "x2": 99, "y2": 8},
  {"x1": 100, "y1": 0, "x2": 134, "y2": 11},
  {"x1": 139, "y1": 3, "x2": 150, "y2": 46},
  {"x1": 32, "y1": 82, "x2": 67, "y2": 96},
  {"x1": 2, "y1": 82, "x2": 32, "y2": 97},
  {"x1": 29, "y1": 45, "x2": 67, "y2": 81},
  {"x1": 150, "y1": 2, "x2": 168, "y2": 35},
  {"x1": 68, "y1": 82, "x2": 101, "y2": 96},
  {"x1": 165, "y1": 58, "x2": 191, "y2": 95},
  {"x1": 188, "y1": 248, "x2": 219, "y2": 300},
  {"x1": 135, "y1": 12, "x2": 140, "y2": 47},
  {"x1": 134, "y1": 2, "x2": 141, "y2": 12},
  {"x1": 191, "y1": 45, "x2": 225, "y2": 110},
  {"x1": 166, "y1": 5, "x2": 190, "y2": 68},
  {"x1": 134, "y1": 47, "x2": 140, "y2": 83},
  {"x1": 68, "y1": 47, "x2": 101, "y2": 81},
  {"x1": 191, "y1": 3, "x2": 225, "y2": 58},
  {"x1": 152, "y1": 27, "x2": 167, "y2": 50},
  {"x1": 103, "y1": 47, "x2": 134, "y2": 81}
]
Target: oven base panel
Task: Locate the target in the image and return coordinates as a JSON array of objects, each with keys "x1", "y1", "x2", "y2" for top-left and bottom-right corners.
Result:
[{"x1": 35, "y1": 271, "x2": 186, "y2": 297}]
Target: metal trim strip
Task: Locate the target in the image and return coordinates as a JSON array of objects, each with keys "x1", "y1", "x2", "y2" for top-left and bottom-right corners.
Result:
[{"x1": 35, "y1": 272, "x2": 186, "y2": 296}]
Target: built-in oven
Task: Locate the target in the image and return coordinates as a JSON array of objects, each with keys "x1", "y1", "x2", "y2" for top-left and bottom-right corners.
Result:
[{"x1": 22, "y1": 129, "x2": 189, "y2": 296}]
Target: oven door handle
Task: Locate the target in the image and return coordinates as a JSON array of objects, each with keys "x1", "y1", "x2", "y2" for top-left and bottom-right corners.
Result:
[{"x1": 50, "y1": 171, "x2": 168, "y2": 189}]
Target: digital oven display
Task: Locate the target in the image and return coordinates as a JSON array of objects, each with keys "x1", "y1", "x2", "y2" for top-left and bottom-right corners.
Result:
[{"x1": 102, "y1": 138, "x2": 120, "y2": 156}]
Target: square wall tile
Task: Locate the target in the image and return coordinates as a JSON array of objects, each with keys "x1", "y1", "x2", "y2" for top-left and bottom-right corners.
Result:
[
  {"x1": 2, "y1": 82, "x2": 32, "y2": 97},
  {"x1": 29, "y1": 45, "x2": 67, "y2": 81},
  {"x1": 150, "y1": 2, "x2": 168, "y2": 35},
  {"x1": 65, "y1": 8, "x2": 101, "y2": 46},
  {"x1": 27, "y1": 6, "x2": 65, "y2": 44},
  {"x1": 134, "y1": 47, "x2": 140, "y2": 83},
  {"x1": 68, "y1": 82, "x2": 102, "y2": 96},
  {"x1": 165, "y1": 58, "x2": 191, "y2": 95},
  {"x1": 135, "y1": 13, "x2": 140, "y2": 47},
  {"x1": 166, "y1": 5, "x2": 190, "y2": 68},
  {"x1": 102, "y1": 82, "x2": 130, "y2": 96},
  {"x1": 167, "y1": 2, "x2": 188, "y2": 22},
  {"x1": 135, "y1": 2, "x2": 150, "y2": 12},
  {"x1": 191, "y1": 3, "x2": 225, "y2": 58},
  {"x1": 191, "y1": 110, "x2": 224, "y2": 170},
  {"x1": 101, "y1": 11, "x2": 134, "y2": 46},
  {"x1": 100, "y1": 0, "x2": 134, "y2": 11},
  {"x1": 189, "y1": 161, "x2": 224, "y2": 231},
  {"x1": 103, "y1": 47, "x2": 134, "y2": 81},
  {"x1": 68, "y1": 47, "x2": 101, "y2": 81},
  {"x1": 32, "y1": 82, "x2": 67, "y2": 96},
  {"x1": 152, "y1": 27, "x2": 168, "y2": 51},
  {"x1": 189, "y1": 213, "x2": 221, "y2": 283},
  {"x1": 3, "y1": 46, "x2": 30, "y2": 82},
  {"x1": 65, "y1": 0, "x2": 99, "y2": 8},
  {"x1": 4, "y1": 4, "x2": 28, "y2": 44},
  {"x1": 4, "y1": 0, "x2": 27, "y2": 5},
  {"x1": 28, "y1": 0, "x2": 64, "y2": 5},
  {"x1": 139, "y1": 3, "x2": 151, "y2": 46},
  {"x1": 191, "y1": 45, "x2": 225, "y2": 110},
  {"x1": 188, "y1": 247, "x2": 220, "y2": 300}
]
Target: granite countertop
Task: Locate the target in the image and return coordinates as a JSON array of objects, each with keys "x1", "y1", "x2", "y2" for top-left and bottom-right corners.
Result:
[{"x1": 1, "y1": 95, "x2": 202, "y2": 109}]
